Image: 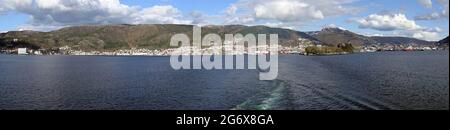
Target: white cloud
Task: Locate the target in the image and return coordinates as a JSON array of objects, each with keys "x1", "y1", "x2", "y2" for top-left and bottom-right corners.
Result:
[
  {"x1": 323, "y1": 24, "x2": 347, "y2": 30},
  {"x1": 8, "y1": 0, "x2": 137, "y2": 25},
  {"x1": 414, "y1": 27, "x2": 442, "y2": 41},
  {"x1": 417, "y1": 0, "x2": 433, "y2": 8},
  {"x1": 132, "y1": 5, "x2": 190, "y2": 25},
  {"x1": 365, "y1": 30, "x2": 440, "y2": 41},
  {"x1": 262, "y1": 22, "x2": 295, "y2": 30},
  {"x1": 16, "y1": 24, "x2": 67, "y2": 32},
  {"x1": 355, "y1": 13, "x2": 422, "y2": 31},
  {"x1": 392, "y1": 27, "x2": 442, "y2": 41},
  {"x1": 415, "y1": 12, "x2": 443, "y2": 20},
  {"x1": 189, "y1": 11, "x2": 211, "y2": 25},
  {"x1": 354, "y1": 13, "x2": 443, "y2": 41},
  {"x1": 224, "y1": 14, "x2": 255, "y2": 25},
  {"x1": 0, "y1": 0, "x2": 32, "y2": 13},
  {"x1": 0, "y1": 0, "x2": 191, "y2": 31},
  {"x1": 224, "y1": 0, "x2": 362, "y2": 27},
  {"x1": 411, "y1": 31, "x2": 440, "y2": 41},
  {"x1": 415, "y1": 0, "x2": 449, "y2": 20},
  {"x1": 436, "y1": 0, "x2": 449, "y2": 18},
  {"x1": 254, "y1": 0, "x2": 324, "y2": 21},
  {"x1": 226, "y1": 5, "x2": 238, "y2": 16}
]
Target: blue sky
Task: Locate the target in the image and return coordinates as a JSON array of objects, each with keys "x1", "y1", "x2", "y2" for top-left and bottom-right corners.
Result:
[{"x1": 0, "y1": 0, "x2": 448, "y2": 41}]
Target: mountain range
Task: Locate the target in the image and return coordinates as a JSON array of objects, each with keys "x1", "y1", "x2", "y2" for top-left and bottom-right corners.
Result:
[
  {"x1": 0, "y1": 24, "x2": 444, "y2": 51},
  {"x1": 307, "y1": 27, "x2": 436, "y2": 46},
  {"x1": 306, "y1": 27, "x2": 378, "y2": 46},
  {"x1": 0, "y1": 24, "x2": 321, "y2": 51}
]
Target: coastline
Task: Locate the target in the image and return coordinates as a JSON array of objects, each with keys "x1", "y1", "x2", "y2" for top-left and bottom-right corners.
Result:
[{"x1": 1, "y1": 50, "x2": 447, "y2": 57}]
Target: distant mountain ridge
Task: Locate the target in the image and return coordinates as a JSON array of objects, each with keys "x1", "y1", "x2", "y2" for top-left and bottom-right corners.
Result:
[
  {"x1": 307, "y1": 27, "x2": 434, "y2": 46},
  {"x1": 0, "y1": 24, "x2": 440, "y2": 51},
  {"x1": 0, "y1": 24, "x2": 321, "y2": 51},
  {"x1": 306, "y1": 27, "x2": 378, "y2": 46}
]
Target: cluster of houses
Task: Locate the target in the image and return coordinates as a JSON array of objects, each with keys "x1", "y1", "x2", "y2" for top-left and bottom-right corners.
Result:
[
  {"x1": 2, "y1": 45, "x2": 441, "y2": 56},
  {"x1": 0, "y1": 47, "x2": 59, "y2": 55},
  {"x1": 360, "y1": 44, "x2": 440, "y2": 52},
  {"x1": 1, "y1": 37, "x2": 444, "y2": 56},
  {"x1": 0, "y1": 38, "x2": 62, "y2": 55}
]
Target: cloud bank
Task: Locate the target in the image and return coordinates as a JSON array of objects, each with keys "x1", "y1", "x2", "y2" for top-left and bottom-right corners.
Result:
[
  {"x1": 0, "y1": 0, "x2": 190, "y2": 31},
  {"x1": 415, "y1": 0, "x2": 449, "y2": 20},
  {"x1": 354, "y1": 12, "x2": 442, "y2": 41},
  {"x1": 355, "y1": 13, "x2": 422, "y2": 31},
  {"x1": 224, "y1": 0, "x2": 361, "y2": 26}
]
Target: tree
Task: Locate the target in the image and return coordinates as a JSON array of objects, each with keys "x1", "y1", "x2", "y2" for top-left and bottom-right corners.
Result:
[
  {"x1": 305, "y1": 46, "x2": 319, "y2": 55},
  {"x1": 338, "y1": 43, "x2": 354, "y2": 53}
]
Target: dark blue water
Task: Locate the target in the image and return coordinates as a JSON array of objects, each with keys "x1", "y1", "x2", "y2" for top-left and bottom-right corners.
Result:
[{"x1": 0, "y1": 51, "x2": 448, "y2": 110}]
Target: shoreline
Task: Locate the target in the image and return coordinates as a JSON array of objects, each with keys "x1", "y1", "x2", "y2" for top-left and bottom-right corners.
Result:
[{"x1": 1, "y1": 50, "x2": 448, "y2": 57}]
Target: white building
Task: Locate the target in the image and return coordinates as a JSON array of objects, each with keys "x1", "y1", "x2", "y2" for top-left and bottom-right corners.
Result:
[
  {"x1": 33, "y1": 50, "x2": 42, "y2": 55},
  {"x1": 18, "y1": 48, "x2": 27, "y2": 55}
]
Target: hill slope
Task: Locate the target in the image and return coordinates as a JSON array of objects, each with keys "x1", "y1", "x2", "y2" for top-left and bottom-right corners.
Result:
[
  {"x1": 436, "y1": 36, "x2": 449, "y2": 47},
  {"x1": 307, "y1": 27, "x2": 378, "y2": 46},
  {"x1": 307, "y1": 27, "x2": 434, "y2": 47},
  {"x1": 0, "y1": 24, "x2": 321, "y2": 51}
]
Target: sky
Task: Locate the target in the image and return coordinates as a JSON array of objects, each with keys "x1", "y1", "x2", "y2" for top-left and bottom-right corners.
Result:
[{"x1": 0, "y1": 0, "x2": 448, "y2": 41}]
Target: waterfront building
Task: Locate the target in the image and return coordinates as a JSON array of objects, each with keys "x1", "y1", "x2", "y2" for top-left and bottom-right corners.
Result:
[{"x1": 18, "y1": 48, "x2": 27, "y2": 55}]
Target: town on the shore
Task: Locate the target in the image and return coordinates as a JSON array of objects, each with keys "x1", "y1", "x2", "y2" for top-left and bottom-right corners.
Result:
[
  {"x1": 0, "y1": 38, "x2": 446, "y2": 56},
  {"x1": 0, "y1": 44, "x2": 445, "y2": 56}
]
